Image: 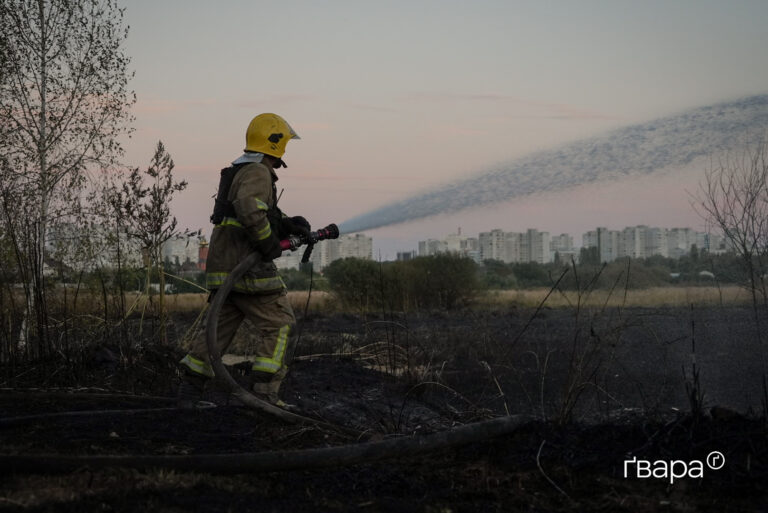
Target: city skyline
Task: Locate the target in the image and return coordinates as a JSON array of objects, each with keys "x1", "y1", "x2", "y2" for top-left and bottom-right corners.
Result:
[
  {"x1": 152, "y1": 222, "x2": 724, "y2": 272},
  {"x1": 38, "y1": 220, "x2": 723, "y2": 280},
  {"x1": 416, "y1": 223, "x2": 724, "y2": 264}
]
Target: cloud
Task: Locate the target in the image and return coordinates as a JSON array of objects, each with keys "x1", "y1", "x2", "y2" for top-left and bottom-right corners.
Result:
[
  {"x1": 350, "y1": 103, "x2": 398, "y2": 113},
  {"x1": 134, "y1": 98, "x2": 218, "y2": 114},
  {"x1": 236, "y1": 94, "x2": 318, "y2": 109},
  {"x1": 293, "y1": 121, "x2": 333, "y2": 133},
  {"x1": 536, "y1": 103, "x2": 621, "y2": 121},
  {"x1": 285, "y1": 172, "x2": 415, "y2": 181},
  {"x1": 401, "y1": 92, "x2": 618, "y2": 120}
]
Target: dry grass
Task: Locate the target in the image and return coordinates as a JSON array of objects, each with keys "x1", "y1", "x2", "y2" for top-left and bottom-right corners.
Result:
[
  {"x1": 6, "y1": 290, "x2": 208, "y2": 317},
  {"x1": 152, "y1": 293, "x2": 206, "y2": 313},
  {"x1": 121, "y1": 290, "x2": 337, "y2": 315},
  {"x1": 27, "y1": 285, "x2": 752, "y2": 317},
  {"x1": 285, "y1": 290, "x2": 336, "y2": 312},
  {"x1": 480, "y1": 285, "x2": 751, "y2": 309}
]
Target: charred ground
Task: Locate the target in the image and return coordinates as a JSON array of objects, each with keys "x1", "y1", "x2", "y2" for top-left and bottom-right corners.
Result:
[{"x1": 1, "y1": 306, "x2": 767, "y2": 512}]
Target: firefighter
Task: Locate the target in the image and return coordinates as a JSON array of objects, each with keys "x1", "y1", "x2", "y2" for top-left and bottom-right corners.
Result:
[{"x1": 177, "y1": 113, "x2": 310, "y2": 409}]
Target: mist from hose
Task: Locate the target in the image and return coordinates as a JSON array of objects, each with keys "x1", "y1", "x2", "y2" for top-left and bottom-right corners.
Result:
[{"x1": 338, "y1": 95, "x2": 768, "y2": 235}]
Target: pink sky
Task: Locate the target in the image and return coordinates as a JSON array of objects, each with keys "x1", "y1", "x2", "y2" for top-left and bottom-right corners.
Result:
[{"x1": 121, "y1": 0, "x2": 768, "y2": 258}]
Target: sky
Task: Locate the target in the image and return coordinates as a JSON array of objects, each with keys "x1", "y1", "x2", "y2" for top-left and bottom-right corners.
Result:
[{"x1": 121, "y1": 0, "x2": 768, "y2": 259}]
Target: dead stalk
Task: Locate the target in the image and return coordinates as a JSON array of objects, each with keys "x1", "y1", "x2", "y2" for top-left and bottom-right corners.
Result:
[{"x1": 536, "y1": 440, "x2": 576, "y2": 505}]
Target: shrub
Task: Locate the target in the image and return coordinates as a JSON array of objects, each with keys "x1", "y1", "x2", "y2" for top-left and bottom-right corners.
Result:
[
  {"x1": 405, "y1": 254, "x2": 482, "y2": 309},
  {"x1": 481, "y1": 259, "x2": 518, "y2": 289},
  {"x1": 324, "y1": 255, "x2": 482, "y2": 312},
  {"x1": 323, "y1": 258, "x2": 382, "y2": 312}
]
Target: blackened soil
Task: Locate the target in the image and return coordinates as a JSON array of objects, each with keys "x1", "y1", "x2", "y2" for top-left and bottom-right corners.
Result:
[{"x1": 1, "y1": 306, "x2": 768, "y2": 512}]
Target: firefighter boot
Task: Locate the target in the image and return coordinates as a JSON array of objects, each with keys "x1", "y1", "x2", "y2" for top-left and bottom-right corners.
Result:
[
  {"x1": 250, "y1": 367, "x2": 295, "y2": 410},
  {"x1": 177, "y1": 370, "x2": 209, "y2": 409}
]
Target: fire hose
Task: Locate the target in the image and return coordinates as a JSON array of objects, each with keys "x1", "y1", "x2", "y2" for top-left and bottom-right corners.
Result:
[
  {"x1": 203, "y1": 223, "x2": 345, "y2": 428},
  {"x1": 0, "y1": 414, "x2": 534, "y2": 474},
  {"x1": 0, "y1": 223, "x2": 537, "y2": 474}
]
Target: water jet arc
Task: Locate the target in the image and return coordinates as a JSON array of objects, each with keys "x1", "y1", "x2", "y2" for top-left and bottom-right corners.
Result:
[{"x1": 339, "y1": 95, "x2": 768, "y2": 234}]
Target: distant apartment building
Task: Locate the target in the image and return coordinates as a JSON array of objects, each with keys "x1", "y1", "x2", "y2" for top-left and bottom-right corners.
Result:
[
  {"x1": 524, "y1": 229, "x2": 551, "y2": 264},
  {"x1": 645, "y1": 227, "x2": 668, "y2": 258},
  {"x1": 274, "y1": 248, "x2": 303, "y2": 271},
  {"x1": 475, "y1": 228, "x2": 551, "y2": 264},
  {"x1": 339, "y1": 233, "x2": 374, "y2": 260},
  {"x1": 418, "y1": 239, "x2": 446, "y2": 256},
  {"x1": 419, "y1": 229, "x2": 480, "y2": 262},
  {"x1": 701, "y1": 232, "x2": 727, "y2": 254},
  {"x1": 619, "y1": 225, "x2": 645, "y2": 259},
  {"x1": 504, "y1": 232, "x2": 523, "y2": 263},
  {"x1": 314, "y1": 233, "x2": 374, "y2": 270},
  {"x1": 667, "y1": 228, "x2": 697, "y2": 259},
  {"x1": 582, "y1": 227, "x2": 620, "y2": 262},
  {"x1": 445, "y1": 228, "x2": 478, "y2": 254},
  {"x1": 46, "y1": 223, "x2": 143, "y2": 270},
  {"x1": 47, "y1": 223, "x2": 214, "y2": 272},
  {"x1": 550, "y1": 233, "x2": 576, "y2": 263},
  {"x1": 582, "y1": 225, "x2": 725, "y2": 262},
  {"x1": 162, "y1": 234, "x2": 203, "y2": 268},
  {"x1": 478, "y1": 229, "x2": 506, "y2": 262}
]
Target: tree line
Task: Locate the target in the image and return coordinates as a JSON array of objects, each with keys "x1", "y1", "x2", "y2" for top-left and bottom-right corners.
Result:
[{"x1": 280, "y1": 248, "x2": 753, "y2": 313}]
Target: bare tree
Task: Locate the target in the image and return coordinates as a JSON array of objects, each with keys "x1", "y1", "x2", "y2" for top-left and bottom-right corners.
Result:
[
  {"x1": 118, "y1": 141, "x2": 191, "y2": 343},
  {"x1": 0, "y1": 0, "x2": 134, "y2": 356},
  {"x1": 698, "y1": 136, "x2": 768, "y2": 322},
  {"x1": 698, "y1": 135, "x2": 768, "y2": 415}
]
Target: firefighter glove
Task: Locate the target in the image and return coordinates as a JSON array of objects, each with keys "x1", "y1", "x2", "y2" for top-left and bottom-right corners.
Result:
[
  {"x1": 254, "y1": 232, "x2": 283, "y2": 261},
  {"x1": 282, "y1": 216, "x2": 311, "y2": 238}
]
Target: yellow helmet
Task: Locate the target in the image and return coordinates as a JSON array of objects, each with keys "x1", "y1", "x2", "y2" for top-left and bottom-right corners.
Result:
[{"x1": 244, "y1": 113, "x2": 300, "y2": 158}]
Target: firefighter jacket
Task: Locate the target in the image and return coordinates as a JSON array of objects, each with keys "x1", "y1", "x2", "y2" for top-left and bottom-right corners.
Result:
[{"x1": 205, "y1": 159, "x2": 285, "y2": 294}]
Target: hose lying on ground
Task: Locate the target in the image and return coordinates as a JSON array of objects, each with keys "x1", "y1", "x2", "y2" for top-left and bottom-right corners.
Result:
[
  {"x1": 0, "y1": 413, "x2": 535, "y2": 474},
  {"x1": 1, "y1": 251, "x2": 538, "y2": 474},
  {"x1": 204, "y1": 251, "x2": 359, "y2": 435},
  {"x1": 0, "y1": 390, "x2": 176, "y2": 402},
  {"x1": 0, "y1": 407, "x2": 188, "y2": 427}
]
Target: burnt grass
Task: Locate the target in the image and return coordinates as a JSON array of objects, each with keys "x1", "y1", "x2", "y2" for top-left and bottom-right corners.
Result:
[{"x1": 1, "y1": 305, "x2": 768, "y2": 512}]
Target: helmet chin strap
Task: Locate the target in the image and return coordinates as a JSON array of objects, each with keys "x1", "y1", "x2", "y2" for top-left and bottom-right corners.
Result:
[{"x1": 261, "y1": 154, "x2": 287, "y2": 169}]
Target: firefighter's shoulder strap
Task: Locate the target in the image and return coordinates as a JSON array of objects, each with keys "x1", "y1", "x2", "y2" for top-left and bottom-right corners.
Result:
[{"x1": 210, "y1": 163, "x2": 248, "y2": 224}]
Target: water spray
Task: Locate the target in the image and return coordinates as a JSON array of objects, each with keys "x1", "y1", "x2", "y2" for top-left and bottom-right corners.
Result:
[{"x1": 338, "y1": 94, "x2": 768, "y2": 234}]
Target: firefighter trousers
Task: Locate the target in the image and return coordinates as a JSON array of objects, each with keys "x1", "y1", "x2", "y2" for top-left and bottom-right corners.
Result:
[{"x1": 180, "y1": 290, "x2": 296, "y2": 387}]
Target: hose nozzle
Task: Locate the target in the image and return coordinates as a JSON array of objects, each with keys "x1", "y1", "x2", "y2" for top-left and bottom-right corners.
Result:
[{"x1": 280, "y1": 223, "x2": 340, "y2": 251}]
